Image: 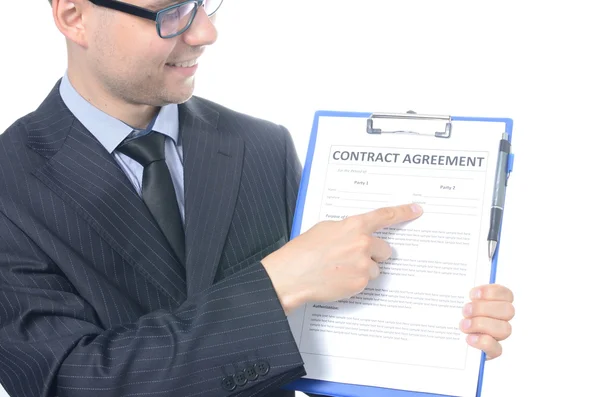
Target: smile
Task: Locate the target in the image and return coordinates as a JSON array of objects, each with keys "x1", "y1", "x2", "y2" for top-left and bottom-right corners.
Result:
[{"x1": 166, "y1": 59, "x2": 199, "y2": 68}]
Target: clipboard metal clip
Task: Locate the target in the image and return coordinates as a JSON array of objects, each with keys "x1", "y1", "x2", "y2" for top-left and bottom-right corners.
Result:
[{"x1": 366, "y1": 111, "x2": 453, "y2": 138}]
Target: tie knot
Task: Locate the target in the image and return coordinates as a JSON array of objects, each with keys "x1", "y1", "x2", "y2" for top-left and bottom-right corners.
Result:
[{"x1": 117, "y1": 132, "x2": 166, "y2": 167}]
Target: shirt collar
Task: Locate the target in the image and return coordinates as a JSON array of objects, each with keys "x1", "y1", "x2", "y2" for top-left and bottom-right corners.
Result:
[{"x1": 59, "y1": 72, "x2": 180, "y2": 153}]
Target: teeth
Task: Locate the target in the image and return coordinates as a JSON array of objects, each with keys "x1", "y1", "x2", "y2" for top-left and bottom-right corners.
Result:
[{"x1": 168, "y1": 59, "x2": 198, "y2": 68}]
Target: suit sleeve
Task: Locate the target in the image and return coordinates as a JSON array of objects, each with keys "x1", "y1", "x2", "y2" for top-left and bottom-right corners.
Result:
[
  {"x1": 0, "y1": 209, "x2": 306, "y2": 397},
  {"x1": 280, "y1": 125, "x2": 303, "y2": 238}
]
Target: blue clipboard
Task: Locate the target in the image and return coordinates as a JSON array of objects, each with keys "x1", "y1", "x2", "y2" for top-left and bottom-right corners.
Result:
[{"x1": 282, "y1": 110, "x2": 514, "y2": 397}]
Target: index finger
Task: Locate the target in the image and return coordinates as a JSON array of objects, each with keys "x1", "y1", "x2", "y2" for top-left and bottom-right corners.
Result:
[
  {"x1": 471, "y1": 284, "x2": 514, "y2": 302},
  {"x1": 358, "y1": 204, "x2": 423, "y2": 233}
]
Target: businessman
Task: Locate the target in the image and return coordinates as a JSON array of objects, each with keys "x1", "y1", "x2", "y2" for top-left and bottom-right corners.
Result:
[{"x1": 0, "y1": 1, "x2": 515, "y2": 396}]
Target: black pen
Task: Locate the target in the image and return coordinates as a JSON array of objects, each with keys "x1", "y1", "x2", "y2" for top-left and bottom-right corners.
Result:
[{"x1": 487, "y1": 132, "x2": 510, "y2": 259}]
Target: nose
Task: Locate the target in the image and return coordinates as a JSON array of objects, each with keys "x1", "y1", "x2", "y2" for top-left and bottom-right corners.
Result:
[{"x1": 182, "y1": 6, "x2": 218, "y2": 46}]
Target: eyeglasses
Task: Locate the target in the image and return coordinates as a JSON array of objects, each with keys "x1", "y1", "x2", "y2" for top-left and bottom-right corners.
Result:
[{"x1": 88, "y1": 0, "x2": 223, "y2": 39}]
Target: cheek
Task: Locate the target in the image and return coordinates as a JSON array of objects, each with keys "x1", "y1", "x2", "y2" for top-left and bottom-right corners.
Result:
[
  {"x1": 92, "y1": 19, "x2": 175, "y2": 79},
  {"x1": 110, "y1": 20, "x2": 167, "y2": 62},
  {"x1": 125, "y1": 38, "x2": 174, "y2": 72}
]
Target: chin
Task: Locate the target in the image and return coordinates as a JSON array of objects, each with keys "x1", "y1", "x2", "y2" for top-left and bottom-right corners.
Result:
[
  {"x1": 160, "y1": 87, "x2": 196, "y2": 105},
  {"x1": 175, "y1": 82, "x2": 197, "y2": 101},
  {"x1": 174, "y1": 91, "x2": 195, "y2": 104}
]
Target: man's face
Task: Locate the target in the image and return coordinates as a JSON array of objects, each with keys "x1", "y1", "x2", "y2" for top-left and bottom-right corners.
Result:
[{"x1": 84, "y1": 0, "x2": 218, "y2": 107}]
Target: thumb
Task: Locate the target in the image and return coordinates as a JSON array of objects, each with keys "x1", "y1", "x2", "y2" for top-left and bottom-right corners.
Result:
[{"x1": 359, "y1": 203, "x2": 423, "y2": 233}]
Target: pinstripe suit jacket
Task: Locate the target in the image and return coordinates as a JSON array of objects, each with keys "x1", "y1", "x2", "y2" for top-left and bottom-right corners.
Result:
[{"x1": 0, "y1": 79, "x2": 307, "y2": 397}]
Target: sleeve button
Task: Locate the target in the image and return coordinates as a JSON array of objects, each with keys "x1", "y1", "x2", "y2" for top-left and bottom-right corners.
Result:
[
  {"x1": 234, "y1": 370, "x2": 248, "y2": 387},
  {"x1": 244, "y1": 365, "x2": 259, "y2": 381},
  {"x1": 221, "y1": 375, "x2": 236, "y2": 391},
  {"x1": 254, "y1": 359, "x2": 270, "y2": 376}
]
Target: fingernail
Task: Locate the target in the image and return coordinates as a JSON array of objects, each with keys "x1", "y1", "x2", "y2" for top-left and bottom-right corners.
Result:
[
  {"x1": 410, "y1": 204, "x2": 422, "y2": 213},
  {"x1": 467, "y1": 334, "x2": 479, "y2": 344},
  {"x1": 463, "y1": 303, "x2": 472, "y2": 316},
  {"x1": 369, "y1": 265, "x2": 380, "y2": 279},
  {"x1": 470, "y1": 289, "x2": 482, "y2": 299},
  {"x1": 461, "y1": 319, "x2": 471, "y2": 329}
]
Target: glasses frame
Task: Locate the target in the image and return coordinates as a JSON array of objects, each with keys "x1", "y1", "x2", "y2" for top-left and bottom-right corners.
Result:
[{"x1": 88, "y1": 0, "x2": 222, "y2": 39}]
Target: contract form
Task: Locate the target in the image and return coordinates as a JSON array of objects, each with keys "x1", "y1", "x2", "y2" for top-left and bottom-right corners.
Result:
[{"x1": 286, "y1": 113, "x2": 510, "y2": 397}]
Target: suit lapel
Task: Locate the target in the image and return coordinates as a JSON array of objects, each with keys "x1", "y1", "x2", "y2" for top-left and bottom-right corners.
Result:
[
  {"x1": 179, "y1": 101, "x2": 244, "y2": 293},
  {"x1": 29, "y1": 84, "x2": 187, "y2": 304}
]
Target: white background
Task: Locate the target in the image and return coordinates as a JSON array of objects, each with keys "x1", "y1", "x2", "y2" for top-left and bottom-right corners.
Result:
[{"x1": 1, "y1": 1, "x2": 599, "y2": 396}]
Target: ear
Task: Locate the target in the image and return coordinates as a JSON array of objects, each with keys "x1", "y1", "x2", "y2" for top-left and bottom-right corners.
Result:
[{"x1": 52, "y1": 0, "x2": 89, "y2": 48}]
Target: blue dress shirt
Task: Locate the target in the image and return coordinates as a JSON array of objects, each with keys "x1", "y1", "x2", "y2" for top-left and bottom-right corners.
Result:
[{"x1": 59, "y1": 73, "x2": 186, "y2": 222}]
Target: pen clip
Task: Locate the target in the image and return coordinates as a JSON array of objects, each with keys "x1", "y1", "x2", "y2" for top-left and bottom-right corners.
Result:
[
  {"x1": 366, "y1": 111, "x2": 453, "y2": 138},
  {"x1": 506, "y1": 152, "x2": 514, "y2": 184}
]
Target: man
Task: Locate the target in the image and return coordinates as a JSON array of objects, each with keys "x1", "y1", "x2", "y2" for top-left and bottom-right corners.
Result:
[{"x1": 0, "y1": 1, "x2": 515, "y2": 396}]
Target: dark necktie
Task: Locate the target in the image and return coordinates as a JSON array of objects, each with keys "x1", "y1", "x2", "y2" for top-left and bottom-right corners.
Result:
[{"x1": 116, "y1": 132, "x2": 185, "y2": 266}]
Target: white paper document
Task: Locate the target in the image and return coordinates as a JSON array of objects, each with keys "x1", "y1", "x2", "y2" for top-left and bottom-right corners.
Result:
[{"x1": 287, "y1": 115, "x2": 508, "y2": 397}]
